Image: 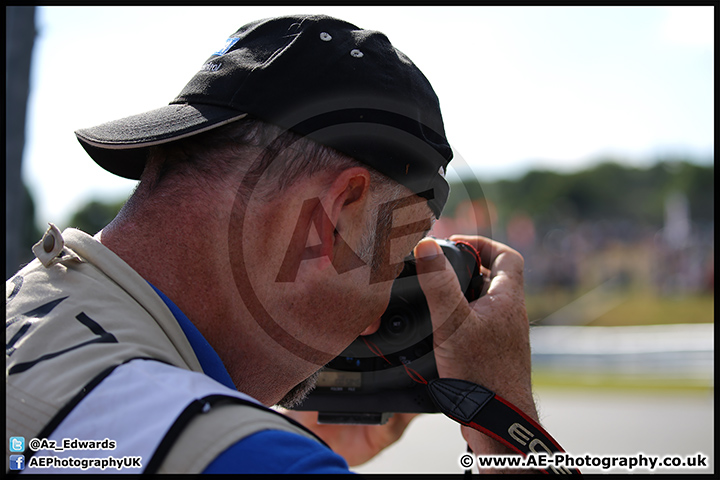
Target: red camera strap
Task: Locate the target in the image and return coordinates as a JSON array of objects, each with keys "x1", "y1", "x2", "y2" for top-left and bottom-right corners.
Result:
[
  {"x1": 361, "y1": 337, "x2": 430, "y2": 386},
  {"x1": 363, "y1": 337, "x2": 580, "y2": 474},
  {"x1": 427, "y1": 378, "x2": 581, "y2": 475}
]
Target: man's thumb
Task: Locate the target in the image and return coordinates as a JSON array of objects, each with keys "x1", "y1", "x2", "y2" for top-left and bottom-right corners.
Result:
[{"x1": 414, "y1": 239, "x2": 469, "y2": 337}]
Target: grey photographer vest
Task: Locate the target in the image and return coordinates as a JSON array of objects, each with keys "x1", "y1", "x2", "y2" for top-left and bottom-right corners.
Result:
[{"x1": 6, "y1": 227, "x2": 320, "y2": 474}]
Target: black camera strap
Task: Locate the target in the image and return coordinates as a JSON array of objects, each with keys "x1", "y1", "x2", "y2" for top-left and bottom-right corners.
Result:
[
  {"x1": 362, "y1": 337, "x2": 579, "y2": 474},
  {"x1": 427, "y1": 378, "x2": 581, "y2": 475}
]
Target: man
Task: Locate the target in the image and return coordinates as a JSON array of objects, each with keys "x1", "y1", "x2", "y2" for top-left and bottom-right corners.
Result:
[{"x1": 6, "y1": 15, "x2": 539, "y2": 473}]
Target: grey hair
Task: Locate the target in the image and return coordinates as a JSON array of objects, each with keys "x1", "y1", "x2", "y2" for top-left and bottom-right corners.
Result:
[
  {"x1": 143, "y1": 117, "x2": 409, "y2": 200},
  {"x1": 141, "y1": 117, "x2": 423, "y2": 264}
]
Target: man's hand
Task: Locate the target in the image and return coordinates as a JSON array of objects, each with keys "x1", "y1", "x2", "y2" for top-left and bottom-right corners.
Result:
[
  {"x1": 414, "y1": 235, "x2": 537, "y2": 458},
  {"x1": 283, "y1": 410, "x2": 417, "y2": 466}
]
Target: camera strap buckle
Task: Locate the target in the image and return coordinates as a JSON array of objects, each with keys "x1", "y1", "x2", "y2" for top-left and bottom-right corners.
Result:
[{"x1": 427, "y1": 378, "x2": 581, "y2": 475}]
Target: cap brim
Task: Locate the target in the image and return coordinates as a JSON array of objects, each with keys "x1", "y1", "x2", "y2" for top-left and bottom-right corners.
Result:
[{"x1": 75, "y1": 103, "x2": 248, "y2": 180}]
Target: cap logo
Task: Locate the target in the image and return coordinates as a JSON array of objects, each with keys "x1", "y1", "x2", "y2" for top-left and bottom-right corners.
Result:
[
  {"x1": 201, "y1": 62, "x2": 222, "y2": 73},
  {"x1": 213, "y1": 37, "x2": 240, "y2": 56}
]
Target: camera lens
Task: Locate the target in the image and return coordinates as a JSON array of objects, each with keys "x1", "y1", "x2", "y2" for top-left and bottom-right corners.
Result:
[
  {"x1": 376, "y1": 304, "x2": 419, "y2": 349},
  {"x1": 378, "y1": 312, "x2": 409, "y2": 346},
  {"x1": 387, "y1": 314, "x2": 407, "y2": 335}
]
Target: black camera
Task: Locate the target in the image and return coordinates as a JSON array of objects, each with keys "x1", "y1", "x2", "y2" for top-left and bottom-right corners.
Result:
[{"x1": 293, "y1": 239, "x2": 484, "y2": 424}]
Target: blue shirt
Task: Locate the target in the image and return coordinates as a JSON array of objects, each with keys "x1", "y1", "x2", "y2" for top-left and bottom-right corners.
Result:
[{"x1": 149, "y1": 284, "x2": 351, "y2": 474}]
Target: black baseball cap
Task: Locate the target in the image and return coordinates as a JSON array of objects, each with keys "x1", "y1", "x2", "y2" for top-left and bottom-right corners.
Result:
[{"x1": 75, "y1": 15, "x2": 453, "y2": 217}]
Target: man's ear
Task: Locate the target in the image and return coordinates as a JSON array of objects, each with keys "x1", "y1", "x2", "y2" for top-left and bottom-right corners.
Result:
[
  {"x1": 323, "y1": 167, "x2": 372, "y2": 230},
  {"x1": 318, "y1": 167, "x2": 372, "y2": 269},
  {"x1": 275, "y1": 168, "x2": 371, "y2": 282}
]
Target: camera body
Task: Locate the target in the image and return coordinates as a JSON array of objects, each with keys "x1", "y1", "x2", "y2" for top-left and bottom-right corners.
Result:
[{"x1": 293, "y1": 239, "x2": 484, "y2": 424}]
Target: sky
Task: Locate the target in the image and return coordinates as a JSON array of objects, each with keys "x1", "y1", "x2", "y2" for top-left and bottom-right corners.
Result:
[{"x1": 19, "y1": 6, "x2": 714, "y2": 230}]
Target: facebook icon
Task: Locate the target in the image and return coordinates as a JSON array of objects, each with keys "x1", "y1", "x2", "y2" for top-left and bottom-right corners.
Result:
[{"x1": 10, "y1": 455, "x2": 25, "y2": 471}]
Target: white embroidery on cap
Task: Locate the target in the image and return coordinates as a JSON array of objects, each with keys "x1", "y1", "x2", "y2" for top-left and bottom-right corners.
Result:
[
  {"x1": 350, "y1": 49, "x2": 364, "y2": 58},
  {"x1": 439, "y1": 166, "x2": 446, "y2": 178},
  {"x1": 201, "y1": 62, "x2": 222, "y2": 72},
  {"x1": 320, "y1": 32, "x2": 332, "y2": 41}
]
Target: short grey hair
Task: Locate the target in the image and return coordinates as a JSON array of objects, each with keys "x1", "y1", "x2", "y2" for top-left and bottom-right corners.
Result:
[
  {"x1": 144, "y1": 117, "x2": 408, "y2": 198},
  {"x1": 141, "y1": 117, "x2": 428, "y2": 266}
]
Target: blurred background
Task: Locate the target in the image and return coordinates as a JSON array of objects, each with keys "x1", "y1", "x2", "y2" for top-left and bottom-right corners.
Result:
[{"x1": 6, "y1": 6, "x2": 713, "y2": 474}]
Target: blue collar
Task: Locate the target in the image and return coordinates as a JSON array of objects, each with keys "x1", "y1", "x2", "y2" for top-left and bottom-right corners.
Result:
[{"x1": 148, "y1": 282, "x2": 237, "y2": 391}]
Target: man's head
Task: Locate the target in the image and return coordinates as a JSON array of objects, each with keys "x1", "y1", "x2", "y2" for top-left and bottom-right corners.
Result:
[
  {"x1": 113, "y1": 115, "x2": 435, "y2": 407},
  {"x1": 133, "y1": 114, "x2": 434, "y2": 347},
  {"x1": 75, "y1": 14, "x2": 453, "y2": 218},
  {"x1": 81, "y1": 15, "x2": 451, "y2": 406}
]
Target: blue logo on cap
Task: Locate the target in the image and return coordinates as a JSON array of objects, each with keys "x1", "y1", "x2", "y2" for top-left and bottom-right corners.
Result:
[{"x1": 213, "y1": 37, "x2": 239, "y2": 56}]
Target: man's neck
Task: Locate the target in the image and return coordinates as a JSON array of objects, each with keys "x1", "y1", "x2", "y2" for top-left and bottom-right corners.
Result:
[{"x1": 96, "y1": 193, "x2": 313, "y2": 407}]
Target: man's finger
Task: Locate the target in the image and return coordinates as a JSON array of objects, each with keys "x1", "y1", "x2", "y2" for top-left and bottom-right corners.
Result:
[
  {"x1": 449, "y1": 234, "x2": 525, "y2": 286},
  {"x1": 414, "y1": 238, "x2": 472, "y2": 346},
  {"x1": 383, "y1": 413, "x2": 418, "y2": 444}
]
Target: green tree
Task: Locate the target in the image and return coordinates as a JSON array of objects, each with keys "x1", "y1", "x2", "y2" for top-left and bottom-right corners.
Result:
[
  {"x1": 68, "y1": 198, "x2": 126, "y2": 235},
  {"x1": 447, "y1": 158, "x2": 713, "y2": 233}
]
